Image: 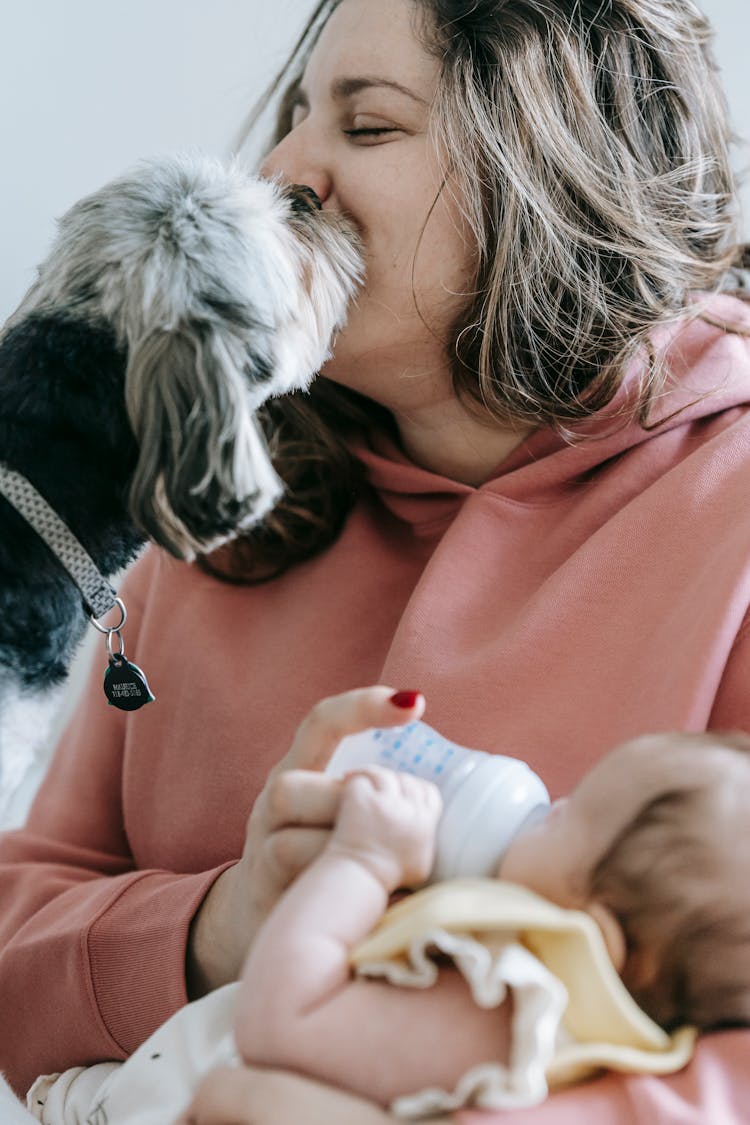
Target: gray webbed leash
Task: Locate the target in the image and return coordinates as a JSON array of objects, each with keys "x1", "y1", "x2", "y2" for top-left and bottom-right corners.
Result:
[{"x1": 0, "y1": 464, "x2": 154, "y2": 710}]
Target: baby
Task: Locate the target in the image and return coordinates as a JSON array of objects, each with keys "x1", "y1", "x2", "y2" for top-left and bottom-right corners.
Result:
[
  {"x1": 28, "y1": 725, "x2": 750, "y2": 1123},
  {"x1": 234, "y1": 728, "x2": 750, "y2": 1112}
]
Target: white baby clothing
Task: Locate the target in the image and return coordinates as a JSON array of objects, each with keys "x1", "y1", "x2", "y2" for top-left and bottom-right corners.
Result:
[{"x1": 28, "y1": 986, "x2": 240, "y2": 1125}]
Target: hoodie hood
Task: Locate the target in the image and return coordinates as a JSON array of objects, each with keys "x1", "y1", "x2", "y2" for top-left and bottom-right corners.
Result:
[{"x1": 351, "y1": 292, "x2": 750, "y2": 534}]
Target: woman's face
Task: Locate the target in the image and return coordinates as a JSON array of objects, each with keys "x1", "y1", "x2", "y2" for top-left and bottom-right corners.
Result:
[{"x1": 260, "y1": 0, "x2": 476, "y2": 409}]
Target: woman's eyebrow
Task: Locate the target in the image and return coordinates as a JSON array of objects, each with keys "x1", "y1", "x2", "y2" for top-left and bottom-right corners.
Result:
[
  {"x1": 292, "y1": 76, "x2": 428, "y2": 110},
  {"x1": 332, "y1": 76, "x2": 428, "y2": 104}
]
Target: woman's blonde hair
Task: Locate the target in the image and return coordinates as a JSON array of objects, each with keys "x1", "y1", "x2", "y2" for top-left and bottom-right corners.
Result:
[{"x1": 203, "y1": 0, "x2": 746, "y2": 583}]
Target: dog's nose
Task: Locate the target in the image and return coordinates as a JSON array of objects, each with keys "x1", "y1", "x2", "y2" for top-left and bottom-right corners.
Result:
[{"x1": 288, "y1": 184, "x2": 323, "y2": 213}]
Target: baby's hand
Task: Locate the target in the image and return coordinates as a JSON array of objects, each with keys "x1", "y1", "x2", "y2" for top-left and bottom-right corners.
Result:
[{"x1": 329, "y1": 766, "x2": 442, "y2": 891}]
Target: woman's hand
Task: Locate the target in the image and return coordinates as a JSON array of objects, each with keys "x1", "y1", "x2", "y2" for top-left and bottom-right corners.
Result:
[
  {"x1": 175, "y1": 1065, "x2": 404, "y2": 1125},
  {"x1": 186, "y1": 686, "x2": 425, "y2": 996}
]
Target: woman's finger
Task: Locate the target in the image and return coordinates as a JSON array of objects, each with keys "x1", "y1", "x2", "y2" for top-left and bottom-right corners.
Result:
[
  {"x1": 176, "y1": 1065, "x2": 397, "y2": 1125},
  {"x1": 263, "y1": 825, "x2": 331, "y2": 887},
  {"x1": 284, "y1": 686, "x2": 425, "y2": 770},
  {"x1": 260, "y1": 769, "x2": 342, "y2": 832}
]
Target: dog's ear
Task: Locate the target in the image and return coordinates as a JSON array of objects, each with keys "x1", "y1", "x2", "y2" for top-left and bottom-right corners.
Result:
[{"x1": 124, "y1": 322, "x2": 284, "y2": 560}]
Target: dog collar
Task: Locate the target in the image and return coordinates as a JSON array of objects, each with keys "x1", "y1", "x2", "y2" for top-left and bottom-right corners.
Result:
[{"x1": 0, "y1": 463, "x2": 118, "y2": 621}]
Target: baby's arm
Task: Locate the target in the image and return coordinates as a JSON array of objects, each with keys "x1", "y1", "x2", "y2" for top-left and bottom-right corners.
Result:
[
  {"x1": 235, "y1": 767, "x2": 511, "y2": 1108},
  {"x1": 235, "y1": 766, "x2": 440, "y2": 1052}
]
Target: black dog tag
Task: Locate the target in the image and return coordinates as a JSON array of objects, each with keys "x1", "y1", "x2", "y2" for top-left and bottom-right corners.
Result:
[{"x1": 104, "y1": 654, "x2": 155, "y2": 711}]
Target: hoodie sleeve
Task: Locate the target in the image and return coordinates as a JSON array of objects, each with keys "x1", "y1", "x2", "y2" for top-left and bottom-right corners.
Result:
[
  {"x1": 454, "y1": 1031, "x2": 750, "y2": 1124},
  {"x1": 0, "y1": 550, "x2": 231, "y2": 1099}
]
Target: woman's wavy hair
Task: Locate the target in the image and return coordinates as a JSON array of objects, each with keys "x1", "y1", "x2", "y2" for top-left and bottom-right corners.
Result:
[{"x1": 203, "y1": 0, "x2": 747, "y2": 584}]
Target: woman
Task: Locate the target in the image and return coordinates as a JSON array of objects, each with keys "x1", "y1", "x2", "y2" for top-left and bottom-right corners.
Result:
[{"x1": 1, "y1": 0, "x2": 749, "y2": 1121}]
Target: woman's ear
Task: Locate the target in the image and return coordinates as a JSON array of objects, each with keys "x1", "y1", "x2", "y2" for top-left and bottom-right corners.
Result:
[{"x1": 587, "y1": 899, "x2": 627, "y2": 972}]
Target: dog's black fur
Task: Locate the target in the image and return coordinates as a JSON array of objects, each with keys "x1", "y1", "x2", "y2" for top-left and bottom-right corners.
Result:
[{"x1": 0, "y1": 311, "x2": 141, "y2": 690}]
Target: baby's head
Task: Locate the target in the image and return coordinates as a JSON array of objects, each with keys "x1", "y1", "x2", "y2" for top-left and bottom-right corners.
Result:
[{"x1": 499, "y1": 731, "x2": 750, "y2": 1031}]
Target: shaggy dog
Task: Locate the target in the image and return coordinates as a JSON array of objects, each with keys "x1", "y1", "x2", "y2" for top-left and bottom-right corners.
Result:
[{"x1": 0, "y1": 153, "x2": 362, "y2": 825}]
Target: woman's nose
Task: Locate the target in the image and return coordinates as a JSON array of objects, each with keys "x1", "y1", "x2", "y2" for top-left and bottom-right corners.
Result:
[{"x1": 260, "y1": 130, "x2": 333, "y2": 206}]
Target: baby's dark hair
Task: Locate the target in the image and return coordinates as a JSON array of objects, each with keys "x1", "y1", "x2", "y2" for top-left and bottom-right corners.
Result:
[{"x1": 590, "y1": 732, "x2": 750, "y2": 1031}]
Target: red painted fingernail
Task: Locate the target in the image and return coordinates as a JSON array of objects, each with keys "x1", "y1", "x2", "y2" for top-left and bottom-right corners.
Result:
[{"x1": 389, "y1": 691, "x2": 421, "y2": 709}]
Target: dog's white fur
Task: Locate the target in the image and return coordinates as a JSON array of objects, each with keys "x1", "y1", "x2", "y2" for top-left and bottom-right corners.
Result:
[{"x1": 0, "y1": 684, "x2": 65, "y2": 829}]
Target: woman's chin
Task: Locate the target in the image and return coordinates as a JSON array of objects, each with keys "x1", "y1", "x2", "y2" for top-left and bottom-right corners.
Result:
[{"x1": 317, "y1": 347, "x2": 378, "y2": 398}]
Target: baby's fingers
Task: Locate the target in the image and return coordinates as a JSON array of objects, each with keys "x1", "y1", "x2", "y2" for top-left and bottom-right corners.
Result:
[
  {"x1": 342, "y1": 764, "x2": 402, "y2": 792},
  {"x1": 397, "y1": 770, "x2": 443, "y2": 813},
  {"x1": 343, "y1": 765, "x2": 441, "y2": 812}
]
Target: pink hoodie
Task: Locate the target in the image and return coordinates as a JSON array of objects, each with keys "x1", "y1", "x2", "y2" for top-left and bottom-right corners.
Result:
[{"x1": 1, "y1": 294, "x2": 750, "y2": 1120}]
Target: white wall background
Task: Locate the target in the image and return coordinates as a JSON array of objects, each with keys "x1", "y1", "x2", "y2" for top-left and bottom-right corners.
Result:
[
  {"x1": 1, "y1": 0, "x2": 748, "y2": 323},
  {"x1": 0, "y1": 0, "x2": 307, "y2": 321}
]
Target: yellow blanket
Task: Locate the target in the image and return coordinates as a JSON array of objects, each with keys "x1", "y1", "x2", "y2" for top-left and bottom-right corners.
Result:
[{"x1": 352, "y1": 878, "x2": 695, "y2": 1099}]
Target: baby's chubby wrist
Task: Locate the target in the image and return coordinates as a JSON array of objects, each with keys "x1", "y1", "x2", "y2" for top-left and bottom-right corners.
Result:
[{"x1": 324, "y1": 836, "x2": 404, "y2": 895}]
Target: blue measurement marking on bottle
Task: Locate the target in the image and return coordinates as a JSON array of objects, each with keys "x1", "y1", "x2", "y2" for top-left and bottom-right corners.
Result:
[
  {"x1": 370, "y1": 723, "x2": 468, "y2": 779},
  {"x1": 373, "y1": 724, "x2": 417, "y2": 773}
]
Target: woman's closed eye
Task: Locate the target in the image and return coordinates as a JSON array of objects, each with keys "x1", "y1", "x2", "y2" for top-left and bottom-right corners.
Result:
[
  {"x1": 343, "y1": 115, "x2": 401, "y2": 141},
  {"x1": 345, "y1": 126, "x2": 397, "y2": 137}
]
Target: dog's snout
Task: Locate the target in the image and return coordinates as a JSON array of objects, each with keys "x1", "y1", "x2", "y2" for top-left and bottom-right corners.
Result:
[{"x1": 288, "y1": 185, "x2": 323, "y2": 214}]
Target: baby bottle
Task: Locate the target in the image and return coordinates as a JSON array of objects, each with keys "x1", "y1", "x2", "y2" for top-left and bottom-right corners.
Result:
[{"x1": 326, "y1": 720, "x2": 550, "y2": 882}]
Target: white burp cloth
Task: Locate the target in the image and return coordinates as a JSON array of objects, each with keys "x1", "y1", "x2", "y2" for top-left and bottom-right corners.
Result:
[
  {"x1": 352, "y1": 879, "x2": 696, "y2": 1118},
  {"x1": 357, "y1": 929, "x2": 569, "y2": 1115}
]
